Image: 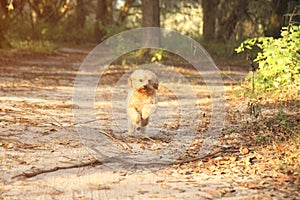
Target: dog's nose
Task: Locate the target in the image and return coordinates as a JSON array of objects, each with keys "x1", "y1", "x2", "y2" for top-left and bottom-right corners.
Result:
[{"x1": 143, "y1": 85, "x2": 148, "y2": 90}]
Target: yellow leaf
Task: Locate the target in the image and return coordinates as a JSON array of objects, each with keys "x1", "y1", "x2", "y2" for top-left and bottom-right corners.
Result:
[
  {"x1": 7, "y1": 3, "x2": 14, "y2": 11},
  {"x1": 151, "y1": 57, "x2": 156, "y2": 62},
  {"x1": 156, "y1": 53, "x2": 162, "y2": 61}
]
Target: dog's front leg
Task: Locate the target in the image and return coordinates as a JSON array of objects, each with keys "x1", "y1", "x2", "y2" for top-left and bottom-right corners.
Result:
[{"x1": 142, "y1": 104, "x2": 157, "y2": 120}]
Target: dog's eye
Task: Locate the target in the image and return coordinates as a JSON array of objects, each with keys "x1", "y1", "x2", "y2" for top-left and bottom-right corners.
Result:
[
  {"x1": 139, "y1": 79, "x2": 143, "y2": 82},
  {"x1": 148, "y1": 80, "x2": 152, "y2": 83}
]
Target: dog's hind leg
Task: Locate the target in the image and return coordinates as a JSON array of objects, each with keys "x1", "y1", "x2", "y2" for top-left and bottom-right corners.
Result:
[
  {"x1": 127, "y1": 107, "x2": 142, "y2": 136},
  {"x1": 128, "y1": 120, "x2": 135, "y2": 136}
]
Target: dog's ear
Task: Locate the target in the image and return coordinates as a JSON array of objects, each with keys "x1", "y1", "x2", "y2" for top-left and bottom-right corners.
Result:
[
  {"x1": 153, "y1": 76, "x2": 159, "y2": 89},
  {"x1": 128, "y1": 77, "x2": 133, "y2": 88}
]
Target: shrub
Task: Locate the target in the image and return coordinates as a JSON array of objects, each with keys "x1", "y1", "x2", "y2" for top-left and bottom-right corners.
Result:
[{"x1": 236, "y1": 25, "x2": 300, "y2": 93}]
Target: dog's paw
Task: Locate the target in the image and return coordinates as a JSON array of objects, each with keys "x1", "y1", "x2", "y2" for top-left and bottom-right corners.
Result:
[
  {"x1": 137, "y1": 126, "x2": 146, "y2": 135},
  {"x1": 128, "y1": 133, "x2": 134, "y2": 137}
]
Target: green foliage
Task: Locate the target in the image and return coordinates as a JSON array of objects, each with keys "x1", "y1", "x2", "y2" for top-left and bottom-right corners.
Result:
[
  {"x1": 277, "y1": 109, "x2": 292, "y2": 129},
  {"x1": 114, "y1": 49, "x2": 166, "y2": 66},
  {"x1": 113, "y1": 48, "x2": 189, "y2": 67},
  {"x1": 236, "y1": 25, "x2": 300, "y2": 93},
  {"x1": 277, "y1": 109, "x2": 286, "y2": 117},
  {"x1": 256, "y1": 134, "x2": 265, "y2": 143},
  {"x1": 150, "y1": 49, "x2": 163, "y2": 62}
]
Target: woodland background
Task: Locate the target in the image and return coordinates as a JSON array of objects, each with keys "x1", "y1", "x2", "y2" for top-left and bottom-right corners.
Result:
[
  {"x1": 0, "y1": 0, "x2": 299, "y2": 48},
  {"x1": 0, "y1": 1, "x2": 299, "y2": 199}
]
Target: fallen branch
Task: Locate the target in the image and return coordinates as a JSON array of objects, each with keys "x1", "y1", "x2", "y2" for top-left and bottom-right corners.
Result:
[{"x1": 12, "y1": 159, "x2": 102, "y2": 179}]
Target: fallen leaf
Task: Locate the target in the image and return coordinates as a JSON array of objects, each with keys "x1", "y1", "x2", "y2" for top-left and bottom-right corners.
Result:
[
  {"x1": 149, "y1": 195, "x2": 158, "y2": 198},
  {"x1": 246, "y1": 182, "x2": 261, "y2": 189},
  {"x1": 87, "y1": 183, "x2": 110, "y2": 190},
  {"x1": 138, "y1": 190, "x2": 149, "y2": 195},
  {"x1": 160, "y1": 183, "x2": 171, "y2": 189},
  {"x1": 240, "y1": 147, "x2": 250, "y2": 155},
  {"x1": 203, "y1": 189, "x2": 223, "y2": 198}
]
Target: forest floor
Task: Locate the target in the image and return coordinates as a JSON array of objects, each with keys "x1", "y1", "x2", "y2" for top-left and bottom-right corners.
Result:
[{"x1": 0, "y1": 46, "x2": 299, "y2": 200}]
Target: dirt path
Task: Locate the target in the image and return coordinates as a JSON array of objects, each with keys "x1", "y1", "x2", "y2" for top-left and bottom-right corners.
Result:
[{"x1": 0, "y1": 48, "x2": 298, "y2": 200}]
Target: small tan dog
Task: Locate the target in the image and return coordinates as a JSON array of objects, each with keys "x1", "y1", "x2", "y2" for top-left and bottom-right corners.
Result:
[{"x1": 127, "y1": 69, "x2": 159, "y2": 136}]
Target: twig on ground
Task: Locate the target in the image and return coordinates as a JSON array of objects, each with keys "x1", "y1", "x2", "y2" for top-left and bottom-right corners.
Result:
[
  {"x1": 99, "y1": 130, "x2": 133, "y2": 150},
  {"x1": 222, "y1": 72, "x2": 237, "y2": 82},
  {"x1": 51, "y1": 117, "x2": 65, "y2": 127},
  {"x1": 140, "y1": 133, "x2": 161, "y2": 144},
  {"x1": 72, "y1": 120, "x2": 133, "y2": 150},
  {"x1": 72, "y1": 119, "x2": 99, "y2": 126},
  {"x1": 12, "y1": 159, "x2": 102, "y2": 179}
]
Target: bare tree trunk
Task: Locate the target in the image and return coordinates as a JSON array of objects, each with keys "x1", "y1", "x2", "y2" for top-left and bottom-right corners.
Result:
[
  {"x1": 141, "y1": 0, "x2": 160, "y2": 47},
  {"x1": 75, "y1": 0, "x2": 86, "y2": 29},
  {"x1": 142, "y1": 0, "x2": 160, "y2": 27},
  {"x1": 94, "y1": 0, "x2": 106, "y2": 42},
  {"x1": 0, "y1": 1, "x2": 11, "y2": 48},
  {"x1": 201, "y1": 0, "x2": 220, "y2": 41},
  {"x1": 0, "y1": 30, "x2": 12, "y2": 49},
  {"x1": 94, "y1": 0, "x2": 113, "y2": 42},
  {"x1": 265, "y1": 0, "x2": 289, "y2": 38},
  {"x1": 105, "y1": 0, "x2": 113, "y2": 25}
]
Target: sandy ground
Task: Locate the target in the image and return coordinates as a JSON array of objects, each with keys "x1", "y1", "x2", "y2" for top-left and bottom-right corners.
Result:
[{"x1": 0, "y1": 47, "x2": 295, "y2": 199}]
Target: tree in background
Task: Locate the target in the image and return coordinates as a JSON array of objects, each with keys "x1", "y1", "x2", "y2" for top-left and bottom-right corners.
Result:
[
  {"x1": 216, "y1": 0, "x2": 249, "y2": 41},
  {"x1": 27, "y1": 0, "x2": 73, "y2": 40},
  {"x1": 141, "y1": 0, "x2": 160, "y2": 28},
  {"x1": 265, "y1": 0, "x2": 289, "y2": 37},
  {"x1": 0, "y1": 0, "x2": 11, "y2": 48},
  {"x1": 201, "y1": 0, "x2": 297, "y2": 41},
  {"x1": 201, "y1": 0, "x2": 219, "y2": 41},
  {"x1": 202, "y1": 0, "x2": 254, "y2": 41},
  {"x1": 0, "y1": 0, "x2": 298, "y2": 48},
  {"x1": 75, "y1": 0, "x2": 87, "y2": 29},
  {"x1": 94, "y1": 0, "x2": 113, "y2": 42},
  {"x1": 141, "y1": 0, "x2": 160, "y2": 47}
]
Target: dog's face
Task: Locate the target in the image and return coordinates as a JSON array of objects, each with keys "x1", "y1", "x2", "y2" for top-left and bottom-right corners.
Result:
[{"x1": 128, "y1": 70, "x2": 158, "y2": 94}]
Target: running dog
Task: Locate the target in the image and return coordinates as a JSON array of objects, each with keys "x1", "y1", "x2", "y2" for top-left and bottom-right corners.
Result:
[{"x1": 127, "y1": 69, "x2": 159, "y2": 136}]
